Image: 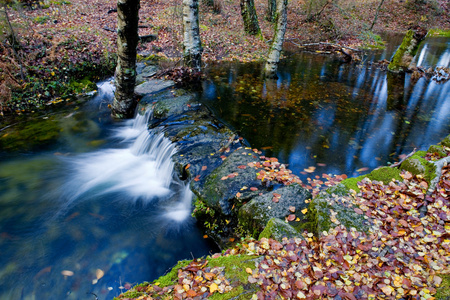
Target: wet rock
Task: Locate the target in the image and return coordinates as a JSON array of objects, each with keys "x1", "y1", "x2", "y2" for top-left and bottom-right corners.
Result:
[
  {"x1": 136, "y1": 64, "x2": 159, "y2": 84},
  {"x1": 306, "y1": 184, "x2": 371, "y2": 237},
  {"x1": 238, "y1": 184, "x2": 311, "y2": 238},
  {"x1": 197, "y1": 148, "x2": 266, "y2": 216},
  {"x1": 135, "y1": 79, "x2": 174, "y2": 96},
  {"x1": 258, "y1": 218, "x2": 301, "y2": 241}
]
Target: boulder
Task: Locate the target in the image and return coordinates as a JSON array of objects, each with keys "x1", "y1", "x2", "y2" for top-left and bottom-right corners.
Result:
[{"x1": 239, "y1": 183, "x2": 311, "y2": 238}]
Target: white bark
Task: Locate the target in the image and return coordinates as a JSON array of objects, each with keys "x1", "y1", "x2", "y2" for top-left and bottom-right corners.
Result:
[
  {"x1": 182, "y1": 0, "x2": 203, "y2": 70},
  {"x1": 264, "y1": 0, "x2": 288, "y2": 79}
]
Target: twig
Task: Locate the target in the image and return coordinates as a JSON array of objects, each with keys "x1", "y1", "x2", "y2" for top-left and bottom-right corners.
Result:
[
  {"x1": 306, "y1": 0, "x2": 332, "y2": 22},
  {"x1": 103, "y1": 27, "x2": 117, "y2": 33},
  {"x1": 370, "y1": 0, "x2": 386, "y2": 31},
  {"x1": 389, "y1": 148, "x2": 417, "y2": 168},
  {"x1": 291, "y1": 41, "x2": 361, "y2": 52}
]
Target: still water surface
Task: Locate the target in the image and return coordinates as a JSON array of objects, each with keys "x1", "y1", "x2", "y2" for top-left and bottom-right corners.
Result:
[{"x1": 201, "y1": 35, "x2": 450, "y2": 181}]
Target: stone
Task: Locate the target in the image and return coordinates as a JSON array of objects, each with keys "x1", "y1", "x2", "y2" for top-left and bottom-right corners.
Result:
[
  {"x1": 258, "y1": 218, "x2": 300, "y2": 241},
  {"x1": 306, "y1": 184, "x2": 371, "y2": 237},
  {"x1": 239, "y1": 183, "x2": 311, "y2": 237},
  {"x1": 135, "y1": 79, "x2": 174, "y2": 96}
]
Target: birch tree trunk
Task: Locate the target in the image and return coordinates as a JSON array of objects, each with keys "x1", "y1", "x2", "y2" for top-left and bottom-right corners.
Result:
[
  {"x1": 264, "y1": 0, "x2": 288, "y2": 78},
  {"x1": 240, "y1": 0, "x2": 261, "y2": 35},
  {"x1": 111, "y1": 0, "x2": 140, "y2": 119},
  {"x1": 183, "y1": 0, "x2": 203, "y2": 71}
]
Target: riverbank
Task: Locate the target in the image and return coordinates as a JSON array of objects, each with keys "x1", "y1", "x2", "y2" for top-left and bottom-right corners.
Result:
[
  {"x1": 112, "y1": 70, "x2": 450, "y2": 299},
  {"x1": 1, "y1": 0, "x2": 449, "y2": 114}
]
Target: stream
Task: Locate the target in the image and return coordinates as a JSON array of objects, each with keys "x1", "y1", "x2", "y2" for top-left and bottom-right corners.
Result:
[{"x1": 0, "y1": 35, "x2": 449, "y2": 299}]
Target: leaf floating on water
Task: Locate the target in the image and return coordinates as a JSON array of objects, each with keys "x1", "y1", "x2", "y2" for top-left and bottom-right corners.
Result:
[
  {"x1": 250, "y1": 187, "x2": 258, "y2": 191},
  {"x1": 356, "y1": 167, "x2": 369, "y2": 172},
  {"x1": 304, "y1": 166, "x2": 316, "y2": 173},
  {"x1": 289, "y1": 206, "x2": 296, "y2": 213},
  {"x1": 96, "y1": 269, "x2": 104, "y2": 280},
  {"x1": 194, "y1": 175, "x2": 201, "y2": 182},
  {"x1": 201, "y1": 165, "x2": 207, "y2": 171},
  {"x1": 61, "y1": 270, "x2": 74, "y2": 277}
]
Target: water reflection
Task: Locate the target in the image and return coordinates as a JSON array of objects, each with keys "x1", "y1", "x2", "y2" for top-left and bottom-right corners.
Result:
[{"x1": 201, "y1": 36, "x2": 450, "y2": 181}]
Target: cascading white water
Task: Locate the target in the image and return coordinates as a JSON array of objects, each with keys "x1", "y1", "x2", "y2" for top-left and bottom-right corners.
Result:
[{"x1": 64, "y1": 91, "x2": 192, "y2": 221}]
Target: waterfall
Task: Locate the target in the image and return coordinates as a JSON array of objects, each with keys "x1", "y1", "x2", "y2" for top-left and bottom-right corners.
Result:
[{"x1": 64, "y1": 98, "x2": 190, "y2": 220}]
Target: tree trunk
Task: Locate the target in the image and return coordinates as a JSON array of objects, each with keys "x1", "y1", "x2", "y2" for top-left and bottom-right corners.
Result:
[
  {"x1": 267, "y1": 0, "x2": 276, "y2": 22},
  {"x1": 264, "y1": 0, "x2": 288, "y2": 79},
  {"x1": 111, "y1": 0, "x2": 140, "y2": 119},
  {"x1": 240, "y1": 0, "x2": 261, "y2": 35},
  {"x1": 388, "y1": 26, "x2": 427, "y2": 73},
  {"x1": 183, "y1": 0, "x2": 203, "y2": 70}
]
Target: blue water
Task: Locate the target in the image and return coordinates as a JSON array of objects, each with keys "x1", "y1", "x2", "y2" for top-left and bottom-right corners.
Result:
[
  {"x1": 0, "y1": 82, "x2": 216, "y2": 300},
  {"x1": 200, "y1": 36, "x2": 450, "y2": 181}
]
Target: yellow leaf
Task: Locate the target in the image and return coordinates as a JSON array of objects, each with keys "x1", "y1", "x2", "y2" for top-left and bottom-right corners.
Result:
[
  {"x1": 209, "y1": 282, "x2": 218, "y2": 293},
  {"x1": 96, "y1": 269, "x2": 104, "y2": 280},
  {"x1": 301, "y1": 208, "x2": 308, "y2": 214},
  {"x1": 246, "y1": 267, "x2": 252, "y2": 274},
  {"x1": 51, "y1": 72, "x2": 55, "y2": 76}
]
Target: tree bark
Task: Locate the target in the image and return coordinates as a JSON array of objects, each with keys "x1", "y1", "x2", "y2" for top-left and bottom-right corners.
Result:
[
  {"x1": 388, "y1": 26, "x2": 427, "y2": 74},
  {"x1": 240, "y1": 0, "x2": 261, "y2": 35},
  {"x1": 264, "y1": 0, "x2": 288, "y2": 79},
  {"x1": 183, "y1": 0, "x2": 203, "y2": 70},
  {"x1": 267, "y1": 0, "x2": 276, "y2": 22},
  {"x1": 111, "y1": 0, "x2": 140, "y2": 119}
]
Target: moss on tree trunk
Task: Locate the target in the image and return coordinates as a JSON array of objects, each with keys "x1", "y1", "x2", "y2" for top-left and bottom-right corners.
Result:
[
  {"x1": 111, "y1": 0, "x2": 140, "y2": 118},
  {"x1": 388, "y1": 26, "x2": 427, "y2": 73},
  {"x1": 240, "y1": 0, "x2": 261, "y2": 35}
]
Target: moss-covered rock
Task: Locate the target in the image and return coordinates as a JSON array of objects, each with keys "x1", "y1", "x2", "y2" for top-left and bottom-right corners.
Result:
[
  {"x1": 341, "y1": 166, "x2": 402, "y2": 192},
  {"x1": 440, "y1": 135, "x2": 450, "y2": 148},
  {"x1": 400, "y1": 151, "x2": 436, "y2": 184},
  {"x1": 258, "y1": 218, "x2": 300, "y2": 240},
  {"x1": 114, "y1": 254, "x2": 261, "y2": 300},
  {"x1": 239, "y1": 184, "x2": 311, "y2": 238},
  {"x1": 304, "y1": 184, "x2": 372, "y2": 236},
  {"x1": 427, "y1": 144, "x2": 447, "y2": 159},
  {"x1": 198, "y1": 149, "x2": 265, "y2": 216}
]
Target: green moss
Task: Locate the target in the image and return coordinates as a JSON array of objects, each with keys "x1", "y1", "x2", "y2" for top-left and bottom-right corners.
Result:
[
  {"x1": 68, "y1": 78, "x2": 98, "y2": 94},
  {"x1": 440, "y1": 135, "x2": 450, "y2": 148},
  {"x1": 341, "y1": 175, "x2": 365, "y2": 192},
  {"x1": 427, "y1": 28, "x2": 450, "y2": 37},
  {"x1": 208, "y1": 254, "x2": 257, "y2": 283},
  {"x1": 341, "y1": 167, "x2": 401, "y2": 193},
  {"x1": 153, "y1": 260, "x2": 191, "y2": 287},
  {"x1": 388, "y1": 30, "x2": 415, "y2": 72},
  {"x1": 427, "y1": 145, "x2": 447, "y2": 159},
  {"x1": 435, "y1": 274, "x2": 450, "y2": 299},
  {"x1": 400, "y1": 151, "x2": 436, "y2": 184},
  {"x1": 258, "y1": 218, "x2": 299, "y2": 240}
]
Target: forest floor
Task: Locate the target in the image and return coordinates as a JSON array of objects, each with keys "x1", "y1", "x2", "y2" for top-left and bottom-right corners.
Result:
[{"x1": 0, "y1": 0, "x2": 449, "y2": 113}]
